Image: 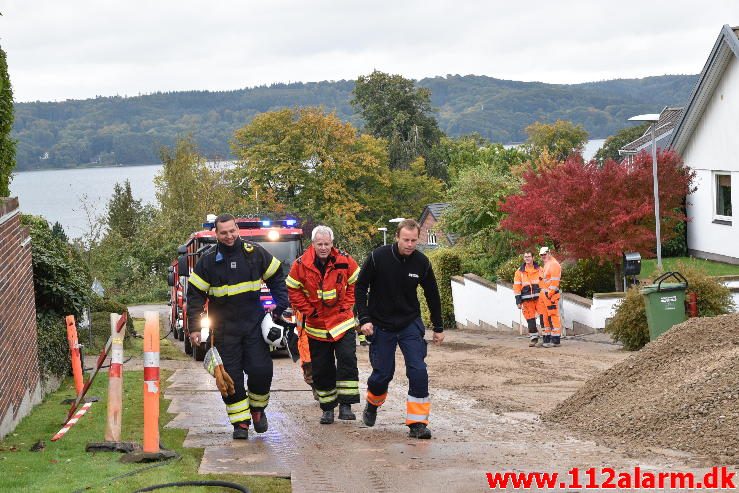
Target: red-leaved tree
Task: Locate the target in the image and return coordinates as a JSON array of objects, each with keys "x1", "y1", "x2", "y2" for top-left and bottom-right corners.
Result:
[{"x1": 499, "y1": 150, "x2": 695, "y2": 289}]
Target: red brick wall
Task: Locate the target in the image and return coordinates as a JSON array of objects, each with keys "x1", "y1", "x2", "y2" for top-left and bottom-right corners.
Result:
[
  {"x1": 0, "y1": 197, "x2": 41, "y2": 438},
  {"x1": 419, "y1": 213, "x2": 446, "y2": 246}
]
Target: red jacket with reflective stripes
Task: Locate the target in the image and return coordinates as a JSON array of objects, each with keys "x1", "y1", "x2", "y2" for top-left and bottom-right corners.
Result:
[{"x1": 286, "y1": 245, "x2": 360, "y2": 341}]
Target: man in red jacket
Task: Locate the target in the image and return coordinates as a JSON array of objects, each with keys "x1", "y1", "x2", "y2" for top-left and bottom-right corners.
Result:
[{"x1": 286, "y1": 225, "x2": 361, "y2": 424}]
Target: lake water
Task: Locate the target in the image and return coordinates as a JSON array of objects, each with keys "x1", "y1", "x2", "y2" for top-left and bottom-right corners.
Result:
[
  {"x1": 7, "y1": 139, "x2": 606, "y2": 239},
  {"x1": 9, "y1": 164, "x2": 161, "y2": 238}
]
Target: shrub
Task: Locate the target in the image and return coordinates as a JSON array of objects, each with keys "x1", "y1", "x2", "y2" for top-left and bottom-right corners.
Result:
[
  {"x1": 419, "y1": 248, "x2": 463, "y2": 329},
  {"x1": 495, "y1": 255, "x2": 524, "y2": 283},
  {"x1": 36, "y1": 312, "x2": 70, "y2": 379},
  {"x1": 22, "y1": 215, "x2": 91, "y2": 378},
  {"x1": 605, "y1": 287, "x2": 648, "y2": 350},
  {"x1": 606, "y1": 262, "x2": 734, "y2": 351},
  {"x1": 560, "y1": 258, "x2": 616, "y2": 298},
  {"x1": 673, "y1": 261, "x2": 735, "y2": 316}
]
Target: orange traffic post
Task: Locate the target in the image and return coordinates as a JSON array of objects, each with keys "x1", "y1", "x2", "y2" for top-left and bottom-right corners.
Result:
[
  {"x1": 65, "y1": 315, "x2": 85, "y2": 396},
  {"x1": 104, "y1": 313, "x2": 125, "y2": 442},
  {"x1": 143, "y1": 310, "x2": 160, "y2": 453}
]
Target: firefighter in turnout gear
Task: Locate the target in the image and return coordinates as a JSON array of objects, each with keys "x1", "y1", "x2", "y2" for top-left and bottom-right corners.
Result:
[
  {"x1": 514, "y1": 251, "x2": 543, "y2": 347},
  {"x1": 538, "y1": 246, "x2": 563, "y2": 347},
  {"x1": 187, "y1": 214, "x2": 289, "y2": 439},
  {"x1": 286, "y1": 225, "x2": 361, "y2": 424}
]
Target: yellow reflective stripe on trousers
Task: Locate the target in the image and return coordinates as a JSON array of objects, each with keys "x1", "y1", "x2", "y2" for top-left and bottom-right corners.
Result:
[
  {"x1": 337, "y1": 380, "x2": 359, "y2": 395},
  {"x1": 316, "y1": 388, "x2": 337, "y2": 404},
  {"x1": 263, "y1": 257, "x2": 281, "y2": 280},
  {"x1": 286, "y1": 275, "x2": 303, "y2": 289},
  {"x1": 189, "y1": 272, "x2": 210, "y2": 291},
  {"x1": 208, "y1": 280, "x2": 262, "y2": 297},
  {"x1": 316, "y1": 289, "x2": 337, "y2": 300},
  {"x1": 226, "y1": 398, "x2": 251, "y2": 423},
  {"x1": 347, "y1": 266, "x2": 360, "y2": 284},
  {"x1": 248, "y1": 391, "x2": 270, "y2": 408},
  {"x1": 327, "y1": 316, "x2": 357, "y2": 339}
]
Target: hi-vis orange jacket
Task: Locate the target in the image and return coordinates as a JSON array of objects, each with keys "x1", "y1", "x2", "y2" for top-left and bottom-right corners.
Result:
[
  {"x1": 286, "y1": 245, "x2": 360, "y2": 341},
  {"x1": 540, "y1": 255, "x2": 562, "y2": 303},
  {"x1": 513, "y1": 262, "x2": 542, "y2": 305}
]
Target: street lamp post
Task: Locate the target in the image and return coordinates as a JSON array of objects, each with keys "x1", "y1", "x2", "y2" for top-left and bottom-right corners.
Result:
[
  {"x1": 629, "y1": 114, "x2": 662, "y2": 270},
  {"x1": 377, "y1": 227, "x2": 387, "y2": 246}
]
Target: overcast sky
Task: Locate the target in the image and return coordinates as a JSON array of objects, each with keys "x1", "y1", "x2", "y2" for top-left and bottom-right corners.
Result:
[{"x1": 0, "y1": 1, "x2": 736, "y2": 102}]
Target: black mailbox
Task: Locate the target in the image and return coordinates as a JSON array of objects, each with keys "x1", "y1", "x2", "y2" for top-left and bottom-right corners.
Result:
[{"x1": 623, "y1": 252, "x2": 642, "y2": 276}]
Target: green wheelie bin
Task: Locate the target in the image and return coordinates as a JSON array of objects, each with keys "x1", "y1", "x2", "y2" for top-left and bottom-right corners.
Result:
[{"x1": 641, "y1": 271, "x2": 688, "y2": 341}]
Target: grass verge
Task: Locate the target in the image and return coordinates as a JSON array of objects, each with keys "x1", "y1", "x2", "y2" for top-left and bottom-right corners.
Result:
[
  {"x1": 639, "y1": 256, "x2": 739, "y2": 280},
  {"x1": 0, "y1": 370, "x2": 290, "y2": 492}
]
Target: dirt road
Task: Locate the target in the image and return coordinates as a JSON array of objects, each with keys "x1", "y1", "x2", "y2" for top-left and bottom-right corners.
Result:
[{"x1": 163, "y1": 327, "x2": 718, "y2": 492}]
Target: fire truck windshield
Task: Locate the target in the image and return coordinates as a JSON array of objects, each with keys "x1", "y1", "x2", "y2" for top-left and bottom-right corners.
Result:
[{"x1": 256, "y1": 239, "x2": 301, "y2": 270}]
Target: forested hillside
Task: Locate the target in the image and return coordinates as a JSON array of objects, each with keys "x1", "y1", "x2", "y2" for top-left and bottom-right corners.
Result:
[{"x1": 12, "y1": 74, "x2": 696, "y2": 170}]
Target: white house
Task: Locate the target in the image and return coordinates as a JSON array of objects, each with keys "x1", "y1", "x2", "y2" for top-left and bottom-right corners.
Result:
[{"x1": 670, "y1": 24, "x2": 739, "y2": 264}]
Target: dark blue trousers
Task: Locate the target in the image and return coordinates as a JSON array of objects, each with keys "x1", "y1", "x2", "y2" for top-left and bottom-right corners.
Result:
[{"x1": 367, "y1": 318, "x2": 428, "y2": 399}]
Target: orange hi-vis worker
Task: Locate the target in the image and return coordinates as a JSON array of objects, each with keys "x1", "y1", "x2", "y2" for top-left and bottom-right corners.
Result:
[
  {"x1": 538, "y1": 246, "x2": 562, "y2": 347},
  {"x1": 286, "y1": 225, "x2": 361, "y2": 424},
  {"x1": 513, "y1": 251, "x2": 543, "y2": 347}
]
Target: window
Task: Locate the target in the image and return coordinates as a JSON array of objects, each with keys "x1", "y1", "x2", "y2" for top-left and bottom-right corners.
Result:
[
  {"x1": 714, "y1": 173, "x2": 732, "y2": 222},
  {"x1": 427, "y1": 230, "x2": 438, "y2": 245}
]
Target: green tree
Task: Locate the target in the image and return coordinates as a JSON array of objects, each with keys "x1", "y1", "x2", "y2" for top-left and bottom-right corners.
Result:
[
  {"x1": 594, "y1": 122, "x2": 650, "y2": 163},
  {"x1": 0, "y1": 44, "x2": 16, "y2": 196},
  {"x1": 155, "y1": 136, "x2": 239, "y2": 239},
  {"x1": 524, "y1": 120, "x2": 588, "y2": 161},
  {"x1": 387, "y1": 157, "x2": 446, "y2": 220},
  {"x1": 231, "y1": 107, "x2": 392, "y2": 253},
  {"x1": 106, "y1": 179, "x2": 143, "y2": 240},
  {"x1": 430, "y1": 134, "x2": 529, "y2": 184},
  {"x1": 352, "y1": 70, "x2": 443, "y2": 173},
  {"x1": 51, "y1": 221, "x2": 69, "y2": 243}
]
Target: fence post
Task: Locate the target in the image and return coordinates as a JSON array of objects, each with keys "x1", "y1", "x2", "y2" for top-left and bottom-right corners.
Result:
[
  {"x1": 104, "y1": 313, "x2": 125, "y2": 442},
  {"x1": 65, "y1": 315, "x2": 85, "y2": 395},
  {"x1": 143, "y1": 311, "x2": 160, "y2": 453}
]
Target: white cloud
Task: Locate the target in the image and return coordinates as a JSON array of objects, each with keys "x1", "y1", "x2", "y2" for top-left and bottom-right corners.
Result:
[{"x1": 0, "y1": 0, "x2": 736, "y2": 101}]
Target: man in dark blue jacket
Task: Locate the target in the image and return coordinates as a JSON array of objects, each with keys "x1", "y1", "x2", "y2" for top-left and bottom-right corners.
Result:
[
  {"x1": 356, "y1": 219, "x2": 445, "y2": 439},
  {"x1": 187, "y1": 214, "x2": 288, "y2": 440}
]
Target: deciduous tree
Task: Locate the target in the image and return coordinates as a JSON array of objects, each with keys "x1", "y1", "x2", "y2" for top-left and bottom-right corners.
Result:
[
  {"x1": 524, "y1": 120, "x2": 588, "y2": 162},
  {"x1": 499, "y1": 150, "x2": 695, "y2": 289},
  {"x1": 352, "y1": 70, "x2": 443, "y2": 173}
]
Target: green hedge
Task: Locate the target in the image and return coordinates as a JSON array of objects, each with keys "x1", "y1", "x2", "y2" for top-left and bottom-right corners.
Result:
[
  {"x1": 420, "y1": 249, "x2": 463, "y2": 329},
  {"x1": 22, "y1": 215, "x2": 91, "y2": 379}
]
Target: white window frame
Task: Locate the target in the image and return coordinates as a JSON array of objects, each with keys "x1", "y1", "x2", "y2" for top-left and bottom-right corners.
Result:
[
  {"x1": 427, "y1": 230, "x2": 438, "y2": 245},
  {"x1": 713, "y1": 171, "x2": 732, "y2": 223}
]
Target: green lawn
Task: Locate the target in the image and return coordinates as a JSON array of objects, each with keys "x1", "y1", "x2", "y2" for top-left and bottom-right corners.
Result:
[
  {"x1": 639, "y1": 256, "x2": 739, "y2": 280},
  {"x1": 0, "y1": 370, "x2": 290, "y2": 492}
]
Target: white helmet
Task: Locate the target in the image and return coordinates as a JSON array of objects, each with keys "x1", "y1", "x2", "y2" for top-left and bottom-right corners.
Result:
[{"x1": 261, "y1": 313, "x2": 286, "y2": 348}]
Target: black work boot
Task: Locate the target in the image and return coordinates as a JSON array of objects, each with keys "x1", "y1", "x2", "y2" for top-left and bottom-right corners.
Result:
[
  {"x1": 362, "y1": 403, "x2": 377, "y2": 427},
  {"x1": 232, "y1": 422, "x2": 249, "y2": 440},
  {"x1": 252, "y1": 410, "x2": 268, "y2": 433},
  {"x1": 408, "y1": 423, "x2": 432, "y2": 439},
  {"x1": 338, "y1": 403, "x2": 356, "y2": 420},
  {"x1": 529, "y1": 337, "x2": 538, "y2": 347},
  {"x1": 320, "y1": 409, "x2": 335, "y2": 424}
]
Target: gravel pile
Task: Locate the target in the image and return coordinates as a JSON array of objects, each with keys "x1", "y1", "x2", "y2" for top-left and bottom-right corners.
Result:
[{"x1": 546, "y1": 313, "x2": 739, "y2": 464}]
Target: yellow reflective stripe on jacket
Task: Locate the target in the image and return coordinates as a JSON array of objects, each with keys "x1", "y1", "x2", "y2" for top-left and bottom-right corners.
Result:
[
  {"x1": 305, "y1": 325, "x2": 330, "y2": 339},
  {"x1": 208, "y1": 280, "x2": 262, "y2": 297},
  {"x1": 328, "y1": 316, "x2": 357, "y2": 339},
  {"x1": 263, "y1": 257, "x2": 281, "y2": 280},
  {"x1": 189, "y1": 272, "x2": 210, "y2": 291},
  {"x1": 286, "y1": 275, "x2": 303, "y2": 289},
  {"x1": 316, "y1": 289, "x2": 337, "y2": 300},
  {"x1": 347, "y1": 266, "x2": 360, "y2": 284}
]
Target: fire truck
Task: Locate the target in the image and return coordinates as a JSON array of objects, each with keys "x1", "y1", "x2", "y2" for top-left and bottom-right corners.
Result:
[{"x1": 167, "y1": 215, "x2": 303, "y2": 361}]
